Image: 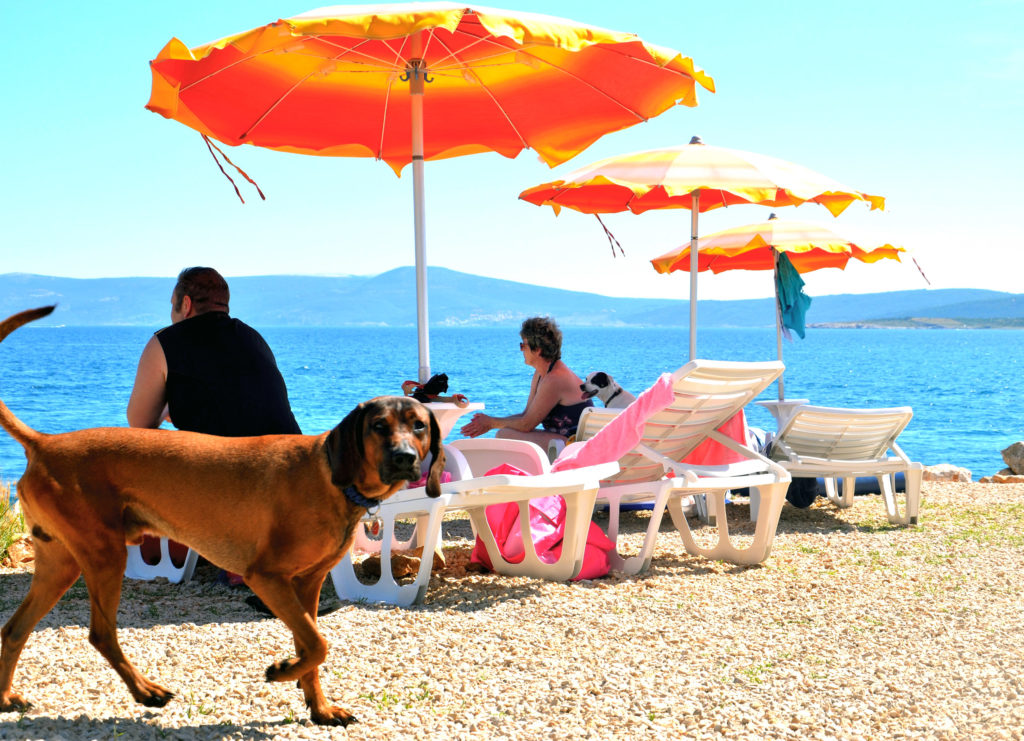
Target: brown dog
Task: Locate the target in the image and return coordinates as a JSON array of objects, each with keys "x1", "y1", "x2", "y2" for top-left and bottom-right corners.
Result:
[{"x1": 0, "y1": 305, "x2": 444, "y2": 726}]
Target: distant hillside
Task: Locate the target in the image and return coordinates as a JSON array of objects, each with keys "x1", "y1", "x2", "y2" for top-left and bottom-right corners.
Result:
[{"x1": 0, "y1": 270, "x2": 1020, "y2": 329}]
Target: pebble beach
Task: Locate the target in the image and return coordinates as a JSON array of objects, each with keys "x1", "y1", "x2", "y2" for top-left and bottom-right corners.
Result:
[{"x1": 2, "y1": 481, "x2": 1023, "y2": 740}]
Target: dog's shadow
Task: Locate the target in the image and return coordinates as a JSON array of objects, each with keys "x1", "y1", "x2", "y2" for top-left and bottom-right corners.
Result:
[
  {"x1": 0, "y1": 713, "x2": 300, "y2": 740},
  {"x1": 0, "y1": 561, "x2": 307, "y2": 630}
]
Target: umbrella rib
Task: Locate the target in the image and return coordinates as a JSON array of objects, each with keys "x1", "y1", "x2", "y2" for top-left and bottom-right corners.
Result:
[
  {"x1": 436, "y1": 26, "x2": 661, "y2": 122},
  {"x1": 428, "y1": 34, "x2": 530, "y2": 149},
  {"x1": 310, "y1": 35, "x2": 414, "y2": 69},
  {"x1": 238, "y1": 71, "x2": 319, "y2": 141},
  {"x1": 491, "y1": 42, "x2": 648, "y2": 122},
  {"x1": 180, "y1": 48, "x2": 277, "y2": 93},
  {"x1": 375, "y1": 36, "x2": 412, "y2": 160}
]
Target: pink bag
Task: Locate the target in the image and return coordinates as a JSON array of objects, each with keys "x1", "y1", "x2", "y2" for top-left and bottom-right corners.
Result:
[{"x1": 469, "y1": 464, "x2": 615, "y2": 580}]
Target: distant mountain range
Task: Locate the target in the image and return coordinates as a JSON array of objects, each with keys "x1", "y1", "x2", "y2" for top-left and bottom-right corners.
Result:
[{"x1": 1, "y1": 269, "x2": 1021, "y2": 329}]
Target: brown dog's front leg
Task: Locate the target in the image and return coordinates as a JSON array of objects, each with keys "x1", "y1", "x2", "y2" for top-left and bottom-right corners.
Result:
[
  {"x1": 244, "y1": 574, "x2": 339, "y2": 689},
  {"x1": 290, "y1": 573, "x2": 358, "y2": 727}
]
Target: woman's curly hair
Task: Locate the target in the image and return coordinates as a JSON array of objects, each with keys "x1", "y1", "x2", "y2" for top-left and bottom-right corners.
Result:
[{"x1": 520, "y1": 316, "x2": 562, "y2": 362}]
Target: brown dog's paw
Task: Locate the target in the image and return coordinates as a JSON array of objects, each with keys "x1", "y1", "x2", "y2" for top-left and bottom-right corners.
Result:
[
  {"x1": 131, "y1": 680, "x2": 174, "y2": 708},
  {"x1": 0, "y1": 691, "x2": 31, "y2": 712},
  {"x1": 266, "y1": 658, "x2": 300, "y2": 683},
  {"x1": 310, "y1": 705, "x2": 358, "y2": 727}
]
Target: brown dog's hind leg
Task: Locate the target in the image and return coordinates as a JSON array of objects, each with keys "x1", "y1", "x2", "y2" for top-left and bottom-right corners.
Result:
[
  {"x1": 79, "y1": 550, "x2": 174, "y2": 708},
  {"x1": 0, "y1": 538, "x2": 81, "y2": 712},
  {"x1": 293, "y1": 572, "x2": 357, "y2": 727}
]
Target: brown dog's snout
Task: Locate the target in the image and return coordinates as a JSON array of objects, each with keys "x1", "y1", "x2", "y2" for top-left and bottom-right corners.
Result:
[{"x1": 381, "y1": 443, "x2": 421, "y2": 482}]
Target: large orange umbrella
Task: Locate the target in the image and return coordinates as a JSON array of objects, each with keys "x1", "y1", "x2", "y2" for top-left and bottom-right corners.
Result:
[
  {"x1": 651, "y1": 214, "x2": 905, "y2": 399},
  {"x1": 147, "y1": 3, "x2": 714, "y2": 381},
  {"x1": 520, "y1": 136, "x2": 883, "y2": 360}
]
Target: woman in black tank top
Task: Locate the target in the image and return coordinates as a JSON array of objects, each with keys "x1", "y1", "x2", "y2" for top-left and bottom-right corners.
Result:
[{"x1": 460, "y1": 317, "x2": 592, "y2": 446}]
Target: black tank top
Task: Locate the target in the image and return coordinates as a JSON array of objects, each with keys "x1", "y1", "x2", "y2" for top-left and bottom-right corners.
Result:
[{"x1": 156, "y1": 312, "x2": 301, "y2": 437}]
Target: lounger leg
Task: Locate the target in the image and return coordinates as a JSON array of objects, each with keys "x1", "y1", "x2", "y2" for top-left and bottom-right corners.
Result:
[
  {"x1": 626, "y1": 490, "x2": 671, "y2": 575},
  {"x1": 468, "y1": 491, "x2": 598, "y2": 582},
  {"x1": 668, "y1": 484, "x2": 787, "y2": 566},
  {"x1": 904, "y1": 465, "x2": 922, "y2": 526},
  {"x1": 666, "y1": 489, "x2": 726, "y2": 558},
  {"x1": 841, "y1": 477, "x2": 856, "y2": 508},
  {"x1": 823, "y1": 477, "x2": 840, "y2": 507},
  {"x1": 693, "y1": 494, "x2": 716, "y2": 527},
  {"x1": 329, "y1": 501, "x2": 446, "y2": 607},
  {"x1": 598, "y1": 483, "x2": 671, "y2": 575},
  {"x1": 879, "y1": 474, "x2": 898, "y2": 522},
  {"x1": 883, "y1": 467, "x2": 922, "y2": 526}
]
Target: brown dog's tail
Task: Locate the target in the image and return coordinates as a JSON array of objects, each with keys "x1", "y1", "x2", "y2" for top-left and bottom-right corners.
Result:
[{"x1": 0, "y1": 306, "x2": 56, "y2": 448}]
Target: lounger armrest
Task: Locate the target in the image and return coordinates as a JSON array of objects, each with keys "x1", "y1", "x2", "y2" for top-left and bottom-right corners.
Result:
[
  {"x1": 677, "y1": 460, "x2": 776, "y2": 479},
  {"x1": 889, "y1": 441, "x2": 914, "y2": 465},
  {"x1": 706, "y1": 428, "x2": 790, "y2": 479}
]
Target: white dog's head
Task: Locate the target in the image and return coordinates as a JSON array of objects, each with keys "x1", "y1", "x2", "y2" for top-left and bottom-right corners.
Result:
[{"x1": 580, "y1": 371, "x2": 634, "y2": 408}]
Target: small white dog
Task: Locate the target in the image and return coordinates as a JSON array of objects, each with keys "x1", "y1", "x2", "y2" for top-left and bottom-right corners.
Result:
[{"x1": 580, "y1": 371, "x2": 636, "y2": 409}]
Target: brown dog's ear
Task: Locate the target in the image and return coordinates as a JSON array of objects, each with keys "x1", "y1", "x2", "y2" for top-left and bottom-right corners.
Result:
[
  {"x1": 326, "y1": 401, "x2": 366, "y2": 488},
  {"x1": 424, "y1": 407, "x2": 445, "y2": 498}
]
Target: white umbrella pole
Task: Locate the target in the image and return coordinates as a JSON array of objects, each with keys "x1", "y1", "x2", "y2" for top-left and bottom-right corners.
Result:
[
  {"x1": 773, "y1": 248, "x2": 785, "y2": 401},
  {"x1": 409, "y1": 42, "x2": 430, "y2": 383},
  {"x1": 688, "y1": 191, "x2": 699, "y2": 361}
]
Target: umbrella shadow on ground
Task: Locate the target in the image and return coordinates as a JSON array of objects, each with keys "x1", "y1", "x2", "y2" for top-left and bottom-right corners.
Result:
[{"x1": 0, "y1": 714, "x2": 296, "y2": 741}]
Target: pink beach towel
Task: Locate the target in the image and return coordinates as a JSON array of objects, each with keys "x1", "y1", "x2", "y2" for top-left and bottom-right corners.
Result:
[
  {"x1": 468, "y1": 463, "x2": 615, "y2": 581},
  {"x1": 551, "y1": 372, "x2": 676, "y2": 472}
]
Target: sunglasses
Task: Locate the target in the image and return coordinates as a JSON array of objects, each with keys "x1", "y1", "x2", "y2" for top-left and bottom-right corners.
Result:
[{"x1": 519, "y1": 341, "x2": 527, "y2": 350}]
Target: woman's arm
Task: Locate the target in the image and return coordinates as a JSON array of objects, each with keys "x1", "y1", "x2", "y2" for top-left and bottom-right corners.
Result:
[{"x1": 460, "y1": 369, "x2": 562, "y2": 437}]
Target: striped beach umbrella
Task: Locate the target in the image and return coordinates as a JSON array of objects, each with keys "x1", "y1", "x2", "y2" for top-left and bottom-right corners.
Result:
[
  {"x1": 520, "y1": 136, "x2": 883, "y2": 360},
  {"x1": 651, "y1": 214, "x2": 905, "y2": 398}
]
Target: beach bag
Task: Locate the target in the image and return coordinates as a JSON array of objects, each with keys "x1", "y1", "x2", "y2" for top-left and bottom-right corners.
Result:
[{"x1": 469, "y1": 463, "x2": 614, "y2": 580}]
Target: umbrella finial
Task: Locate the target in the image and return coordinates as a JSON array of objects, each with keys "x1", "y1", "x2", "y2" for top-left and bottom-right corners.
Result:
[{"x1": 689, "y1": 135, "x2": 704, "y2": 145}]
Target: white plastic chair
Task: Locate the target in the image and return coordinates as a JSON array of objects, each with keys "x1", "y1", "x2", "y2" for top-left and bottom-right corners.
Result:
[
  {"x1": 330, "y1": 440, "x2": 617, "y2": 606},
  {"x1": 125, "y1": 539, "x2": 199, "y2": 583},
  {"x1": 769, "y1": 405, "x2": 922, "y2": 525}
]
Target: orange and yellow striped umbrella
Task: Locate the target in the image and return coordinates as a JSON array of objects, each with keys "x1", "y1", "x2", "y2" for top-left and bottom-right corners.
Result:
[
  {"x1": 520, "y1": 136, "x2": 883, "y2": 360},
  {"x1": 519, "y1": 136, "x2": 883, "y2": 216},
  {"x1": 651, "y1": 215, "x2": 905, "y2": 399},
  {"x1": 651, "y1": 217, "x2": 904, "y2": 275},
  {"x1": 147, "y1": 3, "x2": 714, "y2": 381}
]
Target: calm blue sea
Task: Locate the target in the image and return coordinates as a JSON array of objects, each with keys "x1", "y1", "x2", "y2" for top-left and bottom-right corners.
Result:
[{"x1": 1, "y1": 325, "x2": 1020, "y2": 490}]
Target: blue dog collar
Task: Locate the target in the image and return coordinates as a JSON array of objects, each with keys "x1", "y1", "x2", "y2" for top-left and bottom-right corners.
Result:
[{"x1": 343, "y1": 484, "x2": 380, "y2": 515}]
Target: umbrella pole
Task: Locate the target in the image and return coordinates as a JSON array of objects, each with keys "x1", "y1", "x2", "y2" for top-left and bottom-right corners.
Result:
[
  {"x1": 688, "y1": 191, "x2": 699, "y2": 361},
  {"x1": 773, "y1": 248, "x2": 785, "y2": 400},
  {"x1": 408, "y1": 43, "x2": 430, "y2": 383}
]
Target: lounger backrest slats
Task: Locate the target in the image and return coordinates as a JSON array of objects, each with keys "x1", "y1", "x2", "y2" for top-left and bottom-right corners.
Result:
[
  {"x1": 776, "y1": 406, "x2": 913, "y2": 462},
  {"x1": 577, "y1": 359, "x2": 784, "y2": 484}
]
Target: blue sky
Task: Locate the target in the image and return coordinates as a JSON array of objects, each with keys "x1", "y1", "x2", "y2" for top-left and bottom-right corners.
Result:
[{"x1": 2, "y1": 1, "x2": 1021, "y2": 300}]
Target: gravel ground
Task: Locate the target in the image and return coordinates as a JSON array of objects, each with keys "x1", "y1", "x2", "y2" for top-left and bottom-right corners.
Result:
[{"x1": 1, "y1": 481, "x2": 1023, "y2": 740}]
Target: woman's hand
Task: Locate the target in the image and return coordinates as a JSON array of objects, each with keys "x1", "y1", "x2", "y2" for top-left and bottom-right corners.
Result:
[{"x1": 460, "y1": 413, "x2": 493, "y2": 438}]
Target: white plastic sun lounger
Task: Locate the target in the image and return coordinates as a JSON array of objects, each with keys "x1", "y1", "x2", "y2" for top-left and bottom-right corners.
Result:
[
  {"x1": 572, "y1": 359, "x2": 791, "y2": 572},
  {"x1": 329, "y1": 440, "x2": 617, "y2": 606},
  {"x1": 769, "y1": 404, "x2": 923, "y2": 525}
]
